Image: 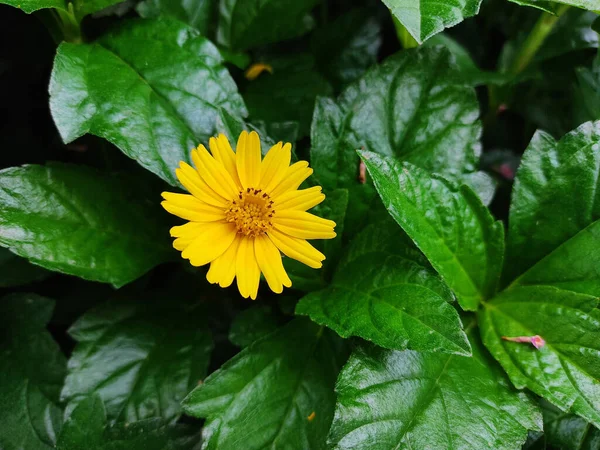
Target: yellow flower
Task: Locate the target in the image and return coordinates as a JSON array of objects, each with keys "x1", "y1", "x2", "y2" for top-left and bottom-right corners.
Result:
[{"x1": 161, "y1": 131, "x2": 336, "y2": 300}]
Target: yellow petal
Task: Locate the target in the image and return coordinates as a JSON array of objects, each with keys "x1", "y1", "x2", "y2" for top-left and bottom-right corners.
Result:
[
  {"x1": 176, "y1": 163, "x2": 227, "y2": 208},
  {"x1": 209, "y1": 134, "x2": 241, "y2": 189},
  {"x1": 267, "y1": 228, "x2": 325, "y2": 269},
  {"x1": 260, "y1": 142, "x2": 292, "y2": 193},
  {"x1": 273, "y1": 186, "x2": 325, "y2": 212},
  {"x1": 269, "y1": 161, "x2": 313, "y2": 198},
  {"x1": 236, "y1": 131, "x2": 262, "y2": 189},
  {"x1": 181, "y1": 222, "x2": 237, "y2": 267},
  {"x1": 254, "y1": 234, "x2": 292, "y2": 294},
  {"x1": 273, "y1": 210, "x2": 336, "y2": 240},
  {"x1": 170, "y1": 222, "x2": 204, "y2": 238},
  {"x1": 245, "y1": 63, "x2": 273, "y2": 81},
  {"x1": 161, "y1": 192, "x2": 225, "y2": 222},
  {"x1": 236, "y1": 236, "x2": 261, "y2": 300},
  {"x1": 191, "y1": 144, "x2": 239, "y2": 200},
  {"x1": 207, "y1": 236, "x2": 241, "y2": 288}
]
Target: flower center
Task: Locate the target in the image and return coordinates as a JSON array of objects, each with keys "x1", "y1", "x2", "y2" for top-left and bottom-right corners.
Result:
[{"x1": 225, "y1": 188, "x2": 275, "y2": 237}]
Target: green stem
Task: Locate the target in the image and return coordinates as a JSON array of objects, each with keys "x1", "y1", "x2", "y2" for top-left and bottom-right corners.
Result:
[
  {"x1": 55, "y1": 3, "x2": 82, "y2": 43},
  {"x1": 393, "y1": 16, "x2": 419, "y2": 49},
  {"x1": 507, "y1": 4, "x2": 569, "y2": 75}
]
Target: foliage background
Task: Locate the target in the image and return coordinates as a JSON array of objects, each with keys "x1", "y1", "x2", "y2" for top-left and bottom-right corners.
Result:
[{"x1": 1, "y1": 0, "x2": 600, "y2": 448}]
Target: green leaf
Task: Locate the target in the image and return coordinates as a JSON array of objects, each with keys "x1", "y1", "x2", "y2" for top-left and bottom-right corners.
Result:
[
  {"x1": 311, "y1": 8, "x2": 382, "y2": 87},
  {"x1": 49, "y1": 18, "x2": 247, "y2": 186},
  {"x1": 0, "y1": 163, "x2": 171, "y2": 287},
  {"x1": 575, "y1": 54, "x2": 600, "y2": 121},
  {"x1": 328, "y1": 322, "x2": 542, "y2": 449},
  {"x1": 479, "y1": 285, "x2": 600, "y2": 427},
  {"x1": 0, "y1": 293, "x2": 66, "y2": 450},
  {"x1": 360, "y1": 152, "x2": 505, "y2": 311},
  {"x1": 182, "y1": 318, "x2": 347, "y2": 450},
  {"x1": 0, "y1": 0, "x2": 63, "y2": 13},
  {"x1": 297, "y1": 220, "x2": 471, "y2": 355},
  {"x1": 381, "y1": 0, "x2": 483, "y2": 44},
  {"x1": 536, "y1": 10, "x2": 599, "y2": 62},
  {"x1": 512, "y1": 220, "x2": 600, "y2": 296},
  {"x1": 244, "y1": 54, "x2": 332, "y2": 138},
  {"x1": 0, "y1": 247, "x2": 50, "y2": 287},
  {"x1": 508, "y1": 0, "x2": 600, "y2": 13},
  {"x1": 504, "y1": 121, "x2": 600, "y2": 284},
  {"x1": 309, "y1": 47, "x2": 484, "y2": 235},
  {"x1": 540, "y1": 399, "x2": 600, "y2": 450},
  {"x1": 136, "y1": 0, "x2": 216, "y2": 34},
  {"x1": 228, "y1": 305, "x2": 278, "y2": 347},
  {"x1": 56, "y1": 395, "x2": 200, "y2": 450},
  {"x1": 217, "y1": 0, "x2": 319, "y2": 50},
  {"x1": 0, "y1": 0, "x2": 121, "y2": 16},
  {"x1": 61, "y1": 295, "x2": 213, "y2": 424}
]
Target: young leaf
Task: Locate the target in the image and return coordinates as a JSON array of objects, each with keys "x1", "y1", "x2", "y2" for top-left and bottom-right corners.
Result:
[
  {"x1": 504, "y1": 121, "x2": 600, "y2": 283},
  {"x1": 382, "y1": 0, "x2": 483, "y2": 44},
  {"x1": 540, "y1": 399, "x2": 600, "y2": 450},
  {"x1": 0, "y1": 247, "x2": 50, "y2": 287},
  {"x1": 360, "y1": 152, "x2": 505, "y2": 311},
  {"x1": 309, "y1": 47, "x2": 484, "y2": 234},
  {"x1": 0, "y1": 163, "x2": 171, "y2": 287},
  {"x1": 56, "y1": 395, "x2": 200, "y2": 450},
  {"x1": 297, "y1": 220, "x2": 471, "y2": 355},
  {"x1": 182, "y1": 318, "x2": 347, "y2": 450},
  {"x1": 0, "y1": 294, "x2": 66, "y2": 450},
  {"x1": 49, "y1": 18, "x2": 247, "y2": 186},
  {"x1": 136, "y1": 0, "x2": 216, "y2": 34},
  {"x1": 217, "y1": 0, "x2": 319, "y2": 50},
  {"x1": 328, "y1": 322, "x2": 542, "y2": 449},
  {"x1": 479, "y1": 285, "x2": 600, "y2": 427},
  {"x1": 61, "y1": 295, "x2": 213, "y2": 424}
]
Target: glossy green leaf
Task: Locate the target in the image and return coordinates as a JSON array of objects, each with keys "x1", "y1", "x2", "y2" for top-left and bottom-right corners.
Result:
[
  {"x1": 0, "y1": 163, "x2": 171, "y2": 287},
  {"x1": 244, "y1": 55, "x2": 332, "y2": 138},
  {"x1": 540, "y1": 399, "x2": 600, "y2": 450},
  {"x1": 0, "y1": 247, "x2": 50, "y2": 287},
  {"x1": 217, "y1": 0, "x2": 319, "y2": 51},
  {"x1": 228, "y1": 305, "x2": 278, "y2": 347},
  {"x1": 504, "y1": 121, "x2": 600, "y2": 283},
  {"x1": 61, "y1": 295, "x2": 213, "y2": 424},
  {"x1": 309, "y1": 47, "x2": 484, "y2": 234},
  {"x1": 360, "y1": 152, "x2": 504, "y2": 311},
  {"x1": 56, "y1": 395, "x2": 200, "y2": 450},
  {"x1": 381, "y1": 0, "x2": 483, "y2": 44},
  {"x1": 479, "y1": 285, "x2": 600, "y2": 427},
  {"x1": 311, "y1": 8, "x2": 382, "y2": 87},
  {"x1": 512, "y1": 219, "x2": 600, "y2": 296},
  {"x1": 0, "y1": 0, "x2": 63, "y2": 13},
  {"x1": 328, "y1": 322, "x2": 542, "y2": 449},
  {"x1": 182, "y1": 318, "x2": 347, "y2": 450},
  {"x1": 49, "y1": 18, "x2": 247, "y2": 186},
  {"x1": 508, "y1": 0, "x2": 600, "y2": 13},
  {"x1": 136, "y1": 0, "x2": 215, "y2": 34},
  {"x1": 297, "y1": 220, "x2": 470, "y2": 355},
  {"x1": 0, "y1": 294, "x2": 66, "y2": 450}
]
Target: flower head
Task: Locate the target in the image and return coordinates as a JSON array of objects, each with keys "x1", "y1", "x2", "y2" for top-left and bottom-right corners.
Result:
[{"x1": 161, "y1": 131, "x2": 336, "y2": 299}]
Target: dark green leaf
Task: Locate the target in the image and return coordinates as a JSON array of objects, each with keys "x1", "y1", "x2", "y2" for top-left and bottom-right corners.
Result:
[
  {"x1": 0, "y1": 294, "x2": 66, "y2": 450},
  {"x1": 575, "y1": 53, "x2": 600, "y2": 122},
  {"x1": 0, "y1": 163, "x2": 171, "y2": 287},
  {"x1": 49, "y1": 18, "x2": 247, "y2": 186},
  {"x1": 136, "y1": 0, "x2": 216, "y2": 34},
  {"x1": 360, "y1": 152, "x2": 505, "y2": 311},
  {"x1": 56, "y1": 395, "x2": 201, "y2": 450},
  {"x1": 537, "y1": 10, "x2": 599, "y2": 62},
  {"x1": 228, "y1": 305, "x2": 278, "y2": 347},
  {"x1": 61, "y1": 295, "x2": 213, "y2": 424},
  {"x1": 504, "y1": 121, "x2": 600, "y2": 284},
  {"x1": 0, "y1": 0, "x2": 121, "y2": 17},
  {"x1": 508, "y1": 0, "x2": 599, "y2": 13},
  {"x1": 217, "y1": 0, "x2": 319, "y2": 50},
  {"x1": 540, "y1": 399, "x2": 600, "y2": 450},
  {"x1": 479, "y1": 285, "x2": 600, "y2": 427},
  {"x1": 309, "y1": 48, "x2": 483, "y2": 235},
  {"x1": 382, "y1": 0, "x2": 483, "y2": 43},
  {"x1": 328, "y1": 322, "x2": 542, "y2": 449},
  {"x1": 182, "y1": 318, "x2": 347, "y2": 450},
  {"x1": 0, "y1": 247, "x2": 50, "y2": 287},
  {"x1": 311, "y1": 8, "x2": 382, "y2": 87},
  {"x1": 297, "y1": 220, "x2": 470, "y2": 355}
]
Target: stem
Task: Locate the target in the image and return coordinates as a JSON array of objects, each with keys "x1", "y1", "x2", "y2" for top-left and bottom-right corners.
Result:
[
  {"x1": 55, "y1": 3, "x2": 82, "y2": 43},
  {"x1": 393, "y1": 16, "x2": 419, "y2": 49},
  {"x1": 507, "y1": 4, "x2": 569, "y2": 75}
]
